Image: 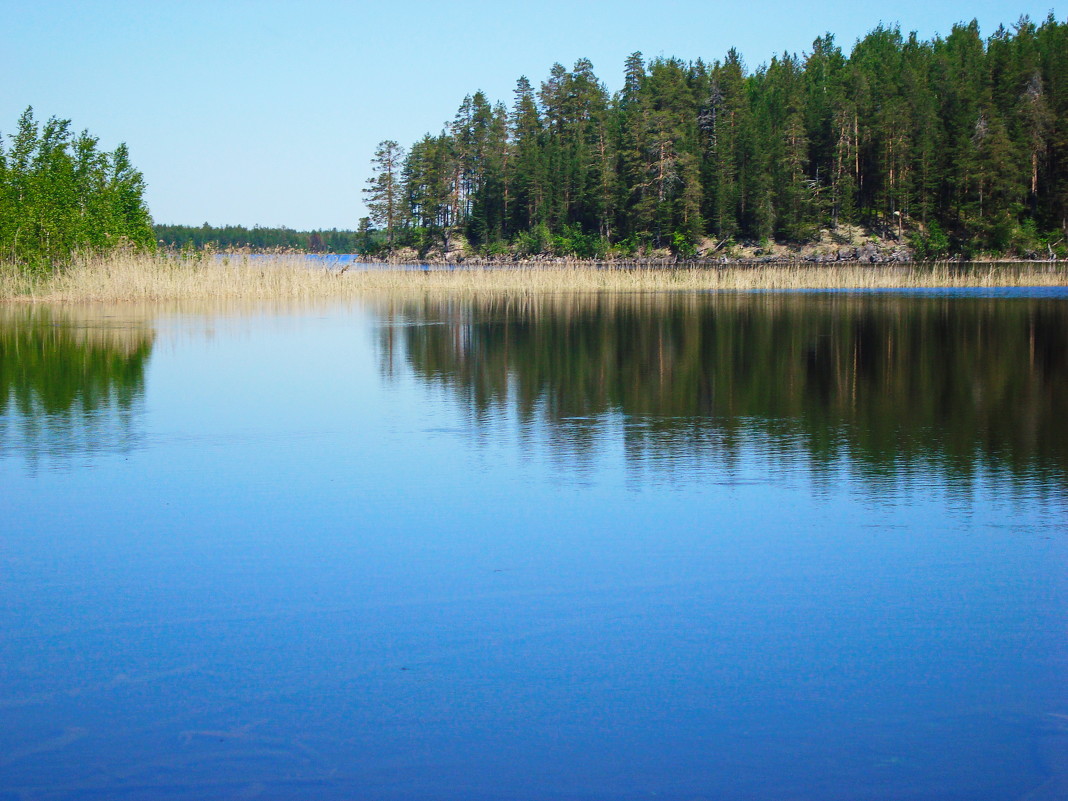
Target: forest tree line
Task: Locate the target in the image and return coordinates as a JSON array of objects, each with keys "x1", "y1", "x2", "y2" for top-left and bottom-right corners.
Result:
[
  {"x1": 0, "y1": 107, "x2": 154, "y2": 269},
  {"x1": 365, "y1": 15, "x2": 1068, "y2": 258},
  {"x1": 153, "y1": 223, "x2": 369, "y2": 253}
]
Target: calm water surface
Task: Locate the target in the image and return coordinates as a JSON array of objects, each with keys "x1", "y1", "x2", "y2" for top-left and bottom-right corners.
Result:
[{"x1": 1, "y1": 291, "x2": 1066, "y2": 800}]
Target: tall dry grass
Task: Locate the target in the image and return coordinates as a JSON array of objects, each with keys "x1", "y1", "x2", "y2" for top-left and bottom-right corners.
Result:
[{"x1": 2, "y1": 252, "x2": 1067, "y2": 303}]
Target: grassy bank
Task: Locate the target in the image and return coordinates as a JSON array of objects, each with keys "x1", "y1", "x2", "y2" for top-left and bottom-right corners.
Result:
[{"x1": 2, "y1": 253, "x2": 1067, "y2": 303}]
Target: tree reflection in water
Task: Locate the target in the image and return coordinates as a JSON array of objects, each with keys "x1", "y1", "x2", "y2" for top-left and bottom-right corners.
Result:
[
  {"x1": 375, "y1": 292, "x2": 1068, "y2": 497},
  {"x1": 0, "y1": 306, "x2": 153, "y2": 469}
]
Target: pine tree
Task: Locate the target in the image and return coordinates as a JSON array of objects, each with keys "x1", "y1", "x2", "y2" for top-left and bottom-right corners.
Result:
[{"x1": 363, "y1": 140, "x2": 406, "y2": 250}]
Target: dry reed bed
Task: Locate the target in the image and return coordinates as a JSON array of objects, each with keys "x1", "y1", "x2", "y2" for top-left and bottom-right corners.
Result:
[{"x1": 2, "y1": 253, "x2": 1067, "y2": 303}]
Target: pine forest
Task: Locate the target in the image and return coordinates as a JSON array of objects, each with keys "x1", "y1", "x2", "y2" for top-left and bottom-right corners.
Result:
[{"x1": 364, "y1": 16, "x2": 1068, "y2": 259}]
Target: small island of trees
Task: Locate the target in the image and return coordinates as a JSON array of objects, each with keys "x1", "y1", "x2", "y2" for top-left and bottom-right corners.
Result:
[{"x1": 364, "y1": 15, "x2": 1068, "y2": 261}]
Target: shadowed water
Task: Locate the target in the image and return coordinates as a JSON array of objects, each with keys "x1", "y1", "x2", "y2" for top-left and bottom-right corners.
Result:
[{"x1": 1, "y1": 291, "x2": 1065, "y2": 800}]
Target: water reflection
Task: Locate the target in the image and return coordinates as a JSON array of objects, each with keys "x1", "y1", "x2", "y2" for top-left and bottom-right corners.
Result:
[
  {"x1": 375, "y1": 292, "x2": 1068, "y2": 494},
  {"x1": 1, "y1": 297, "x2": 1064, "y2": 800},
  {"x1": 0, "y1": 306, "x2": 153, "y2": 467}
]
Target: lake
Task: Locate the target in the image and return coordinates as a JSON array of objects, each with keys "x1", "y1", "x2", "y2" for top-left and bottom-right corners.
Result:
[{"x1": 1, "y1": 289, "x2": 1066, "y2": 800}]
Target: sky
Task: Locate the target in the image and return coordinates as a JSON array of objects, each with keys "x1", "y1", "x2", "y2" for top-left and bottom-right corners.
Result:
[{"x1": 2, "y1": 0, "x2": 1062, "y2": 230}]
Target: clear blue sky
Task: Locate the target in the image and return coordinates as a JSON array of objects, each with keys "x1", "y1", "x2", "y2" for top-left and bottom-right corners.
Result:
[{"x1": 2, "y1": 0, "x2": 1060, "y2": 230}]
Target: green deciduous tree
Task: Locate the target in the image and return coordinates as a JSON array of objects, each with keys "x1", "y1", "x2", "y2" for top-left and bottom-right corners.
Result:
[{"x1": 0, "y1": 107, "x2": 153, "y2": 269}]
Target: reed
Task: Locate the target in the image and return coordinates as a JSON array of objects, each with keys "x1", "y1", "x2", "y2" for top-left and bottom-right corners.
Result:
[{"x1": 2, "y1": 252, "x2": 1066, "y2": 303}]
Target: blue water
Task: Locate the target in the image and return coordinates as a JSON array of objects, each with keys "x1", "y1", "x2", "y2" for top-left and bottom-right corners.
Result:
[{"x1": 1, "y1": 293, "x2": 1066, "y2": 800}]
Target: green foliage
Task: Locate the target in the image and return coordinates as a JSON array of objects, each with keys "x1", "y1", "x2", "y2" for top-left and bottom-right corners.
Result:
[
  {"x1": 154, "y1": 222, "x2": 365, "y2": 253},
  {"x1": 481, "y1": 238, "x2": 512, "y2": 258},
  {"x1": 551, "y1": 224, "x2": 606, "y2": 258},
  {"x1": 514, "y1": 223, "x2": 551, "y2": 255},
  {"x1": 909, "y1": 220, "x2": 951, "y2": 258},
  {"x1": 1014, "y1": 217, "x2": 1042, "y2": 255},
  {"x1": 363, "y1": 140, "x2": 406, "y2": 250},
  {"x1": 376, "y1": 14, "x2": 1068, "y2": 258},
  {"x1": 0, "y1": 107, "x2": 154, "y2": 269},
  {"x1": 672, "y1": 230, "x2": 698, "y2": 258},
  {"x1": 607, "y1": 236, "x2": 639, "y2": 258}
]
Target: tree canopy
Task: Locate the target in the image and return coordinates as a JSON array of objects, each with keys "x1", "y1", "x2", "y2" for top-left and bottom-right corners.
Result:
[
  {"x1": 368, "y1": 15, "x2": 1068, "y2": 258},
  {"x1": 0, "y1": 107, "x2": 154, "y2": 269}
]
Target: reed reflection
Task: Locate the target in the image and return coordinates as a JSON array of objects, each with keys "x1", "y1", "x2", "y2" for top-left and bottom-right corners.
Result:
[
  {"x1": 0, "y1": 306, "x2": 153, "y2": 466},
  {"x1": 376, "y1": 292, "x2": 1068, "y2": 493}
]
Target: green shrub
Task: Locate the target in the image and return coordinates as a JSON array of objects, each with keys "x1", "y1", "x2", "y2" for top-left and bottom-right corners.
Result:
[
  {"x1": 672, "y1": 231, "x2": 697, "y2": 259},
  {"x1": 910, "y1": 221, "x2": 951, "y2": 259}
]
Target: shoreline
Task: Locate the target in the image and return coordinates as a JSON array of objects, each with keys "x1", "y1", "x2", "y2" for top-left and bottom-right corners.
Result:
[
  {"x1": 347, "y1": 223, "x2": 1064, "y2": 267},
  {"x1": 3, "y1": 253, "x2": 1067, "y2": 304},
  {"x1": 352, "y1": 253, "x2": 1063, "y2": 268}
]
